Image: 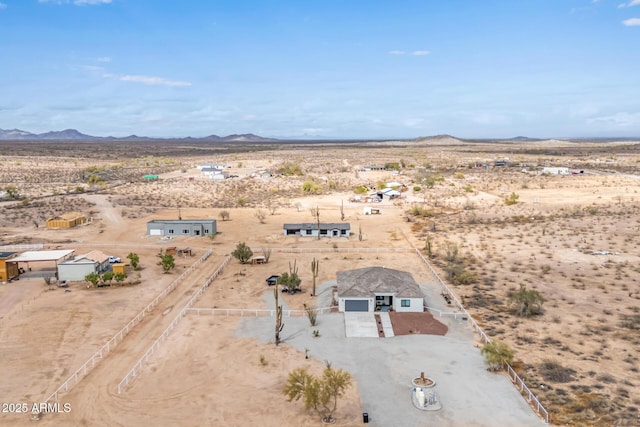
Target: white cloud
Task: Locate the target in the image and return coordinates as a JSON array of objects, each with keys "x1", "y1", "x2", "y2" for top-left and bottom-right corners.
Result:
[
  {"x1": 96, "y1": 56, "x2": 111, "y2": 63},
  {"x1": 619, "y1": 0, "x2": 640, "y2": 6},
  {"x1": 118, "y1": 74, "x2": 192, "y2": 87},
  {"x1": 74, "y1": 0, "x2": 111, "y2": 4},
  {"x1": 588, "y1": 112, "x2": 640, "y2": 127},
  {"x1": 412, "y1": 50, "x2": 430, "y2": 56},
  {"x1": 0, "y1": 3, "x2": 7, "y2": 10},
  {"x1": 388, "y1": 50, "x2": 405, "y2": 55},
  {"x1": 38, "y1": 0, "x2": 112, "y2": 5},
  {"x1": 623, "y1": 17, "x2": 640, "y2": 25}
]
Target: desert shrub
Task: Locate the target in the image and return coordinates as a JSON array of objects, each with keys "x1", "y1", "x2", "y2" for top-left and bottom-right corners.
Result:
[
  {"x1": 302, "y1": 181, "x2": 321, "y2": 194},
  {"x1": 453, "y1": 172, "x2": 465, "y2": 179},
  {"x1": 353, "y1": 185, "x2": 367, "y2": 194},
  {"x1": 539, "y1": 359, "x2": 576, "y2": 383},
  {"x1": 462, "y1": 184, "x2": 474, "y2": 193},
  {"x1": 508, "y1": 284, "x2": 544, "y2": 317},
  {"x1": 413, "y1": 185, "x2": 422, "y2": 192},
  {"x1": 504, "y1": 192, "x2": 519, "y2": 206},
  {"x1": 384, "y1": 162, "x2": 401, "y2": 171},
  {"x1": 481, "y1": 340, "x2": 514, "y2": 370},
  {"x1": 237, "y1": 197, "x2": 248, "y2": 207},
  {"x1": 277, "y1": 162, "x2": 303, "y2": 176},
  {"x1": 219, "y1": 210, "x2": 230, "y2": 221}
]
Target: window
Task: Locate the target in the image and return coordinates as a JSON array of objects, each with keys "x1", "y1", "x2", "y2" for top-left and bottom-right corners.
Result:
[
  {"x1": 183, "y1": 229, "x2": 189, "y2": 234},
  {"x1": 401, "y1": 299, "x2": 411, "y2": 307},
  {"x1": 306, "y1": 229, "x2": 312, "y2": 235},
  {"x1": 204, "y1": 229, "x2": 209, "y2": 234},
  {"x1": 168, "y1": 229, "x2": 174, "y2": 234}
]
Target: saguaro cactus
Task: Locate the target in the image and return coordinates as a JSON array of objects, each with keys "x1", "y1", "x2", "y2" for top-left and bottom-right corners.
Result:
[
  {"x1": 275, "y1": 285, "x2": 284, "y2": 345},
  {"x1": 311, "y1": 257, "x2": 319, "y2": 297}
]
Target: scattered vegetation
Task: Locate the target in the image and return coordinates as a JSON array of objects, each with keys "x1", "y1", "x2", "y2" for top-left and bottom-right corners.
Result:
[{"x1": 282, "y1": 364, "x2": 352, "y2": 424}]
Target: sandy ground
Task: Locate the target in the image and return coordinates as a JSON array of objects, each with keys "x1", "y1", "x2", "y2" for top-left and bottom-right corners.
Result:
[{"x1": 2, "y1": 140, "x2": 640, "y2": 426}]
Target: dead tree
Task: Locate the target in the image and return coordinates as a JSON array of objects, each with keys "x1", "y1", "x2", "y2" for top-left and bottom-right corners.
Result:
[{"x1": 340, "y1": 200, "x2": 345, "y2": 221}]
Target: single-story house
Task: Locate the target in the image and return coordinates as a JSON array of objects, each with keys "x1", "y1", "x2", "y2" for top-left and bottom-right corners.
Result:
[
  {"x1": 147, "y1": 219, "x2": 217, "y2": 237},
  {"x1": 283, "y1": 223, "x2": 350, "y2": 238},
  {"x1": 0, "y1": 252, "x2": 19, "y2": 282},
  {"x1": 377, "y1": 188, "x2": 401, "y2": 200},
  {"x1": 197, "y1": 163, "x2": 227, "y2": 170},
  {"x1": 363, "y1": 164, "x2": 386, "y2": 171},
  {"x1": 337, "y1": 266, "x2": 424, "y2": 313},
  {"x1": 57, "y1": 250, "x2": 111, "y2": 282},
  {"x1": 45, "y1": 212, "x2": 87, "y2": 229},
  {"x1": 542, "y1": 167, "x2": 569, "y2": 175}
]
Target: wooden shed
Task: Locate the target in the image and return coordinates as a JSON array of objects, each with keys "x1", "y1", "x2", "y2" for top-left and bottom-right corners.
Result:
[
  {"x1": 112, "y1": 263, "x2": 126, "y2": 275},
  {"x1": 46, "y1": 212, "x2": 87, "y2": 229}
]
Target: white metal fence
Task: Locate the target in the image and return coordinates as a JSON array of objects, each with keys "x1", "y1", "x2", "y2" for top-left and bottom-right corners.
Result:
[
  {"x1": 271, "y1": 247, "x2": 415, "y2": 253},
  {"x1": 0, "y1": 243, "x2": 44, "y2": 251},
  {"x1": 117, "y1": 254, "x2": 232, "y2": 394},
  {"x1": 43, "y1": 249, "x2": 213, "y2": 404},
  {"x1": 414, "y1": 249, "x2": 549, "y2": 423},
  {"x1": 185, "y1": 306, "x2": 335, "y2": 317}
]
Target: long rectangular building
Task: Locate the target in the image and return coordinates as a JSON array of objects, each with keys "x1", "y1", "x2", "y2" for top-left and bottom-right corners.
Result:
[{"x1": 147, "y1": 219, "x2": 217, "y2": 237}]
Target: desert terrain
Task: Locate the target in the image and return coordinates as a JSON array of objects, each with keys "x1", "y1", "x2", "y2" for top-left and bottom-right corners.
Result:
[{"x1": 1, "y1": 137, "x2": 640, "y2": 426}]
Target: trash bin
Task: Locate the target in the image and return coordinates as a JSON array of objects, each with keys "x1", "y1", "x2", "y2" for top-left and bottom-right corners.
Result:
[{"x1": 363, "y1": 412, "x2": 369, "y2": 423}]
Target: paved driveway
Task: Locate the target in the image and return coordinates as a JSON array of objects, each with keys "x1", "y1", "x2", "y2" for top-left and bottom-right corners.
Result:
[
  {"x1": 235, "y1": 313, "x2": 544, "y2": 427},
  {"x1": 344, "y1": 312, "x2": 379, "y2": 337}
]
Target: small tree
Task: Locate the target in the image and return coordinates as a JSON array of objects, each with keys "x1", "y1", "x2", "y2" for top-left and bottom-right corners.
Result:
[
  {"x1": 283, "y1": 365, "x2": 352, "y2": 424},
  {"x1": 85, "y1": 272, "x2": 100, "y2": 287},
  {"x1": 278, "y1": 260, "x2": 301, "y2": 293},
  {"x1": 358, "y1": 224, "x2": 363, "y2": 242},
  {"x1": 261, "y1": 247, "x2": 272, "y2": 263},
  {"x1": 127, "y1": 252, "x2": 140, "y2": 269},
  {"x1": 114, "y1": 272, "x2": 127, "y2": 283},
  {"x1": 481, "y1": 340, "x2": 515, "y2": 371},
  {"x1": 219, "y1": 210, "x2": 230, "y2": 221},
  {"x1": 232, "y1": 242, "x2": 253, "y2": 264},
  {"x1": 340, "y1": 200, "x2": 345, "y2": 221},
  {"x1": 311, "y1": 257, "x2": 319, "y2": 297},
  {"x1": 255, "y1": 209, "x2": 266, "y2": 224},
  {"x1": 304, "y1": 303, "x2": 318, "y2": 326},
  {"x1": 157, "y1": 253, "x2": 175, "y2": 273},
  {"x1": 509, "y1": 284, "x2": 544, "y2": 317},
  {"x1": 102, "y1": 271, "x2": 114, "y2": 284}
]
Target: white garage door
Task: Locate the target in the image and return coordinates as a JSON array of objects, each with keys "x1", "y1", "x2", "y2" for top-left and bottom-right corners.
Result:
[{"x1": 149, "y1": 229, "x2": 163, "y2": 236}]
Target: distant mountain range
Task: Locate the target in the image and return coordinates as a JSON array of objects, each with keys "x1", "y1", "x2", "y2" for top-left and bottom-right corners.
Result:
[{"x1": 0, "y1": 128, "x2": 277, "y2": 142}]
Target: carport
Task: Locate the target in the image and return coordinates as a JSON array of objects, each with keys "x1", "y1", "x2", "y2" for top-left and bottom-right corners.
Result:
[{"x1": 8, "y1": 249, "x2": 75, "y2": 279}]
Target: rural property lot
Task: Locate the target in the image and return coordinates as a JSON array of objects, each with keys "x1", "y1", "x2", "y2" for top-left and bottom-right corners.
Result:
[{"x1": 1, "y1": 137, "x2": 639, "y2": 426}]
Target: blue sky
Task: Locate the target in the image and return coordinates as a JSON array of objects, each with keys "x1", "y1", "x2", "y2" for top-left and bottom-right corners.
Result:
[{"x1": 0, "y1": 0, "x2": 639, "y2": 139}]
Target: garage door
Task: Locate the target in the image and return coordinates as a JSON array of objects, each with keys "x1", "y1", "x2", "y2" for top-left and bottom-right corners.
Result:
[
  {"x1": 149, "y1": 229, "x2": 163, "y2": 236},
  {"x1": 345, "y1": 300, "x2": 369, "y2": 312}
]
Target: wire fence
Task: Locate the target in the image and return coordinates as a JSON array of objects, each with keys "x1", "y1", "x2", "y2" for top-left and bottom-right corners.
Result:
[
  {"x1": 117, "y1": 254, "x2": 232, "y2": 394},
  {"x1": 185, "y1": 306, "x2": 335, "y2": 317},
  {"x1": 43, "y1": 249, "x2": 212, "y2": 404},
  {"x1": 414, "y1": 248, "x2": 548, "y2": 423}
]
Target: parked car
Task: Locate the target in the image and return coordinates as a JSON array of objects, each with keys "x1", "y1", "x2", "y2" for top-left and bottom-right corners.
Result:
[
  {"x1": 108, "y1": 256, "x2": 122, "y2": 263},
  {"x1": 265, "y1": 275, "x2": 279, "y2": 286}
]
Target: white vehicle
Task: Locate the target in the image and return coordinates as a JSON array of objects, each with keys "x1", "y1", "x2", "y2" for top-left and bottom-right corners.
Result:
[{"x1": 108, "y1": 256, "x2": 122, "y2": 263}]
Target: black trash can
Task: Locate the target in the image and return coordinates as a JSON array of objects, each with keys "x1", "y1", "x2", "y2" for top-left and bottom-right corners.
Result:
[{"x1": 363, "y1": 412, "x2": 369, "y2": 423}]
